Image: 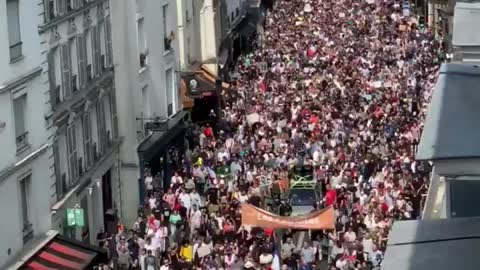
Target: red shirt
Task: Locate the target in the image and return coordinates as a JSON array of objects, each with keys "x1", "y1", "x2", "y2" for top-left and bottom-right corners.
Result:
[
  {"x1": 264, "y1": 228, "x2": 274, "y2": 237},
  {"x1": 325, "y1": 189, "x2": 337, "y2": 207},
  {"x1": 204, "y1": 127, "x2": 213, "y2": 137}
]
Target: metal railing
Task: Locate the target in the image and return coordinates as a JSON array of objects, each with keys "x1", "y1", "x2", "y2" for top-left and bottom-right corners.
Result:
[
  {"x1": 164, "y1": 37, "x2": 172, "y2": 51},
  {"x1": 9, "y1": 42, "x2": 22, "y2": 61},
  {"x1": 16, "y1": 131, "x2": 29, "y2": 150},
  {"x1": 22, "y1": 223, "x2": 34, "y2": 244}
]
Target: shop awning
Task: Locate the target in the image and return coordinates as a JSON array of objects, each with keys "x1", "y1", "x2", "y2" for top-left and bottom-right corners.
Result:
[
  {"x1": 180, "y1": 65, "x2": 230, "y2": 98},
  {"x1": 137, "y1": 111, "x2": 187, "y2": 162},
  {"x1": 17, "y1": 234, "x2": 106, "y2": 270},
  {"x1": 235, "y1": 18, "x2": 257, "y2": 38}
]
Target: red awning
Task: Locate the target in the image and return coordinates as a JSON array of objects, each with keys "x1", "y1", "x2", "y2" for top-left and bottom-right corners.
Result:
[{"x1": 20, "y1": 237, "x2": 101, "y2": 270}]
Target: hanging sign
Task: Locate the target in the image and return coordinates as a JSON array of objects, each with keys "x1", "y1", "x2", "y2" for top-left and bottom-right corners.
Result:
[{"x1": 66, "y1": 208, "x2": 85, "y2": 227}]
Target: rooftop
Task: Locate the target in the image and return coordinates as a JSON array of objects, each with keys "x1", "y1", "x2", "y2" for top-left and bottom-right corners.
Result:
[
  {"x1": 382, "y1": 217, "x2": 480, "y2": 270},
  {"x1": 452, "y1": 2, "x2": 480, "y2": 47},
  {"x1": 416, "y1": 63, "x2": 480, "y2": 161}
]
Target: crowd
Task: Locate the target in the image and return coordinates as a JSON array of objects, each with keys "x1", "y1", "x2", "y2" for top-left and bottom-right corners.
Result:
[{"x1": 96, "y1": 0, "x2": 442, "y2": 269}]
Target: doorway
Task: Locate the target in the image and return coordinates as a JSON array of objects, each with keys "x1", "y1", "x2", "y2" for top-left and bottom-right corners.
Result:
[
  {"x1": 191, "y1": 95, "x2": 218, "y2": 123},
  {"x1": 102, "y1": 170, "x2": 115, "y2": 234}
]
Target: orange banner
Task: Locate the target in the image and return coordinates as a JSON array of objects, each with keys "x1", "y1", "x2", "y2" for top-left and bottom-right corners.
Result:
[{"x1": 241, "y1": 204, "x2": 335, "y2": 230}]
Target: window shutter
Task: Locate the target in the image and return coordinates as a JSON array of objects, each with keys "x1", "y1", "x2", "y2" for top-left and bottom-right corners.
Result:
[
  {"x1": 95, "y1": 24, "x2": 102, "y2": 75},
  {"x1": 53, "y1": 139, "x2": 63, "y2": 198},
  {"x1": 91, "y1": 27, "x2": 97, "y2": 75},
  {"x1": 76, "y1": 36, "x2": 86, "y2": 87},
  {"x1": 61, "y1": 44, "x2": 72, "y2": 98},
  {"x1": 48, "y1": 50, "x2": 58, "y2": 106},
  {"x1": 105, "y1": 17, "x2": 112, "y2": 67}
]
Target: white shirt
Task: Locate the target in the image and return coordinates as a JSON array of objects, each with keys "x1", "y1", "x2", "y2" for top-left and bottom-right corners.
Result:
[
  {"x1": 145, "y1": 176, "x2": 153, "y2": 190},
  {"x1": 171, "y1": 175, "x2": 183, "y2": 186},
  {"x1": 149, "y1": 197, "x2": 157, "y2": 209},
  {"x1": 179, "y1": 192, "x2": 191, "y2": 209}
]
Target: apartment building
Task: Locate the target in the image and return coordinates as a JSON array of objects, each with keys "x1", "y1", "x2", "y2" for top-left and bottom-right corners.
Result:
[
  {"x1": 40, "y1": 0, "x2": 120, "y2": 245},
  {"x1": 110, "y1": 0, "x2": 186, "y2": 226},
  {"x1": 0, "y1": 0, "x2": 51, "y2": 267}
]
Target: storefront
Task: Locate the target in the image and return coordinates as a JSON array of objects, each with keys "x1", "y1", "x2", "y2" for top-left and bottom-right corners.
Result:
[
  {"x1": 180, "y1": 65, "x2": 231, "y2": 124},
  {"x1": 11, "y1": 230, "x2": 107, "y2": 270},
  {"x1": 137, "y1": 111, "x2": 188, "y2": 202},
  {"x1": 51, "y1": 156, "x2": 119, "y2": 245}
]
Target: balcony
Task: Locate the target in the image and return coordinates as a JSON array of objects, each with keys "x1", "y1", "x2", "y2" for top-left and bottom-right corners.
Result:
[
  {"x1": 39, "y1": 0, "x2": 104, "y2": 33},
  {"x1": 16, "y1": 132, "x2": 29, "y2": 152},
  {"x1": 22, "y1": 223, "x2": 34, "y2": 244},
  {"x1": 164, "y1": 37, "x2": 172, "y2": 52},
  {"x1": 51, "y1": 137, "x2": 123, "y2": 212},
  {"x1": 49, "y1": 68, "x2": 114, "y2": 120},
  {"x1": 138, "y1": 64, "x2": 149, "y2": 86}
]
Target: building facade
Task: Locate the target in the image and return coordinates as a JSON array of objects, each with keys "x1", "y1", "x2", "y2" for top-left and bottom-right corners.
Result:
[
  {"x1": 110, "y1": 0, "x2": 185, "y2": 227},
  {"x1": 0, "y1": 0, "x2": 51, "y2": 267},
  {"x1": 40, "y1": 0, "x2": 120, "y2": 245}
]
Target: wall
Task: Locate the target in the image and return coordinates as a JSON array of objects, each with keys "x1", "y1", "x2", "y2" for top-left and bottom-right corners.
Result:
[
  {"x1": 110, "y1": 0, "x2": 180, "y2": 227},
  {"x1": 434, "y1": 158, "x2": 480, "y2": 175},
  {"x1": 0, "y1": 149, "x2": 51, "y2": 268},
  {"x1": 0, "y1": 0, "x2": 51, "y2": 267},
  {"x1": 0, "y1": 0, "x2": 44, "y2": 83}
]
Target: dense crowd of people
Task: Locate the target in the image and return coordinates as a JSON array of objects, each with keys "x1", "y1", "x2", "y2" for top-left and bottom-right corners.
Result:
[{"x1": 96, "y1": 0, "x2": 443, "y2": 269}]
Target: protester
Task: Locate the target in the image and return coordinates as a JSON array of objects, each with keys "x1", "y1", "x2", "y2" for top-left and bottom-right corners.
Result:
[{"x1": 99, "y1": 0, "x2": 440, "y2": 269}]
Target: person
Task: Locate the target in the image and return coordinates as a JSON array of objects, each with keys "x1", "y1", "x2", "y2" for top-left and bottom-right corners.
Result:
[
  {"x1": 300, "y1": 242, "x2": 315, "y2": 267},
  {"x1": 180, "y1": 240, "x2": 194, "y2": 263},
  {"x1": 124, "y1": 0, "x2": 438, "y2": 268}
]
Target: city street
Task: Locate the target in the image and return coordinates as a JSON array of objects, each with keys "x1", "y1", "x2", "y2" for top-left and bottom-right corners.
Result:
[{"x1": 0, "y1": 0, "x2": 448, "y2": 269}]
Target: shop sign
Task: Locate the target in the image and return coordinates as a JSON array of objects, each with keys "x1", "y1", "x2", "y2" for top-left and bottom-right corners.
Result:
[{"x1": 66, "y1": 208, "x2": 85, "y2": 227}]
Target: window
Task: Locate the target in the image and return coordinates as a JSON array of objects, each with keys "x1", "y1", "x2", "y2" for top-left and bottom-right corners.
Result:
[
  {"x1": 91, "y1": 26, "x2": 101, "y2": 76},
  {"x1": 162, "y1": 4, "x2": 171, "y2": 51},
  {"x1": 80, "y1": 197, "x2": 89, "y2": 242},
  {"x1": 83, "y1": 112, "x2": 93, "y2": 168},
  {"x1": 14, "y1": 94, "x2": 28, "y2": 150},
  {"x1": 449, "y1": 180, "x2": 480, "y2": 218},
  {"x1": 53, "y1": 139, "x2": 66, "y2": 199},
  {"x1": 77, "y1": 34, "x2": 87, "y2": 88},
  {"x1": 137, "y1": 18, "x2": 147, "y2": 67},
  {"x1": 165, "y1": 68, "x2": 174, "y2": 116},
  {"x1": 67, "y1": 124, "x2": 79, "y2": 184},
  {"x1": 109, "y1": 91, "x2": 118, "y2": 139},
  {"x1": 45, "y1": 0, "x2": 56, "y2": 21},
  {"x1": 7, "y1": 0, "x2": 22, "y2": 61},
  {"x1": 236, "y1": 7, "x2": 239, "y2": 17},
  {"x1": 71, "y1": 0, "x2": 82, "y2": 10},
  {"x1": 61, "y1": 44, "x2": 72, "y2": 98},
  {"x1": 231, "y1": 12, "x2": 234, "y2": 22},
  {"x1": 69, "y1": 38, "x2": 78, "y2": 92},
  {"x1": 105, "y1": 17, "x2": 113, "y2": 67},
  {"x1": 142, "y1": 86, "x2": 149, "y2": 115},
  {"x1": 20, "y1": 175, "x2": 33, "y2": 243},
  {"x1": 96, "y1": 99, "x2": 107, "y2": 154},
  {"x1": 187, "y1": 37, "x2": 191, "y2": 64},
  {"x1": 57, "y1": 0, "x2": 67, "y2": 15}
]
